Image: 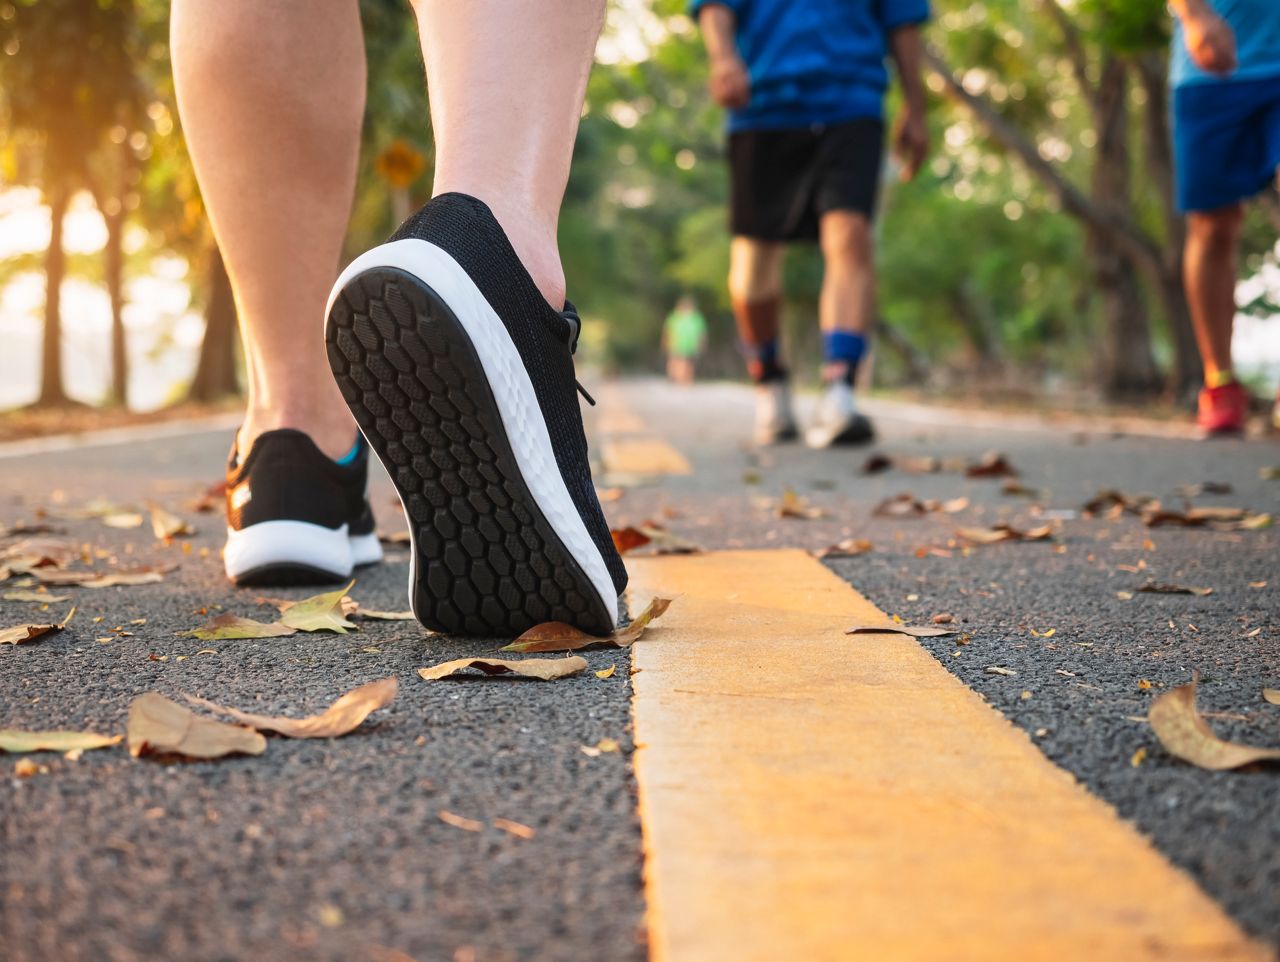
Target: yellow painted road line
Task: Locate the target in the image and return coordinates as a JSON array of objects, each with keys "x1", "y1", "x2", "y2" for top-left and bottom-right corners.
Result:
[
  {"x1": 629, "y1": 550, "x2": 1270, "y2": 962},
  {"x1": 601, "y1": 437, "x2": 692, "y2": 477}
]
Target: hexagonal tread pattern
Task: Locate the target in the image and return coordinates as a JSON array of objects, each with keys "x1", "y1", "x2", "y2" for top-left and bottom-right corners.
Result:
[{"x1": 326, "y1": 267, "x2": 614, "y2": 637}]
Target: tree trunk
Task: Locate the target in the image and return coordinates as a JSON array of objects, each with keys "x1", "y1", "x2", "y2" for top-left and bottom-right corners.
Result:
[
  {"x1": 37, "y1": 186, "x2": 71, "y2": 407},
  {"x1": 1137, "y1": 53, "x2": 1199, "y2": 399},
  {"x1": 188, "y1": 243, "x2": 241, "y2": 401},
  {"x1": 105, "y1": 201, "x2": 128, "y2": 407},
  {"x1": 1090, "y1": 58, "x2": 1160, "y2": 397}
]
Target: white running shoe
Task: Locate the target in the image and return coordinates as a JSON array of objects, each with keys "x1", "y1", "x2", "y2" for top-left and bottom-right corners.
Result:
[
  {"x1": 805, "y1": 381, "x2": 875, "y2": 448},
  {"x1": 754, "y1": 381, "x2": 799, "y2": 446}
]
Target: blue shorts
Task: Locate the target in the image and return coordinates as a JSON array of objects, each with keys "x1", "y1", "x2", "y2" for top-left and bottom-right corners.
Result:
[{"x1": 1174, "y1": 73, "x2": 1280, "y2": 213}]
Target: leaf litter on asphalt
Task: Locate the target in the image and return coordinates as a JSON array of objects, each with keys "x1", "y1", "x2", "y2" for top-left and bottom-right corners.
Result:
[
  {"x1": 183, "y1": 614, "x2": 298, "y2": 641},
  {"x1": 501, "y1": 597, "x2": 673, "y2": 653},
  {"x1": 0, "y1": 607, "x2": 75, "y2": 645},
  {"x1": 417, "y1": 656, "x2": 588, "y2": 682},
  {"x1": 0, "y1": 729, "x2": 122, "y2": 753},
  {"x1": 184, "y1": 582, "x2": 364, "y2": 639},
  {"x1": 182, "y1": 677, "x2": 397, "y2": 739},
  {"x1": 845, "y1": 621, "x2": 958, "y2": 638},
  {"x1": 279, "y1": 581, "x2": 358, "y2": 633},
  {"x1": 127, "y1": 692, "x2": 267, "y2": 759},
  {"x1": 956, "y1": 524, "x2": 1054, "y2": 545},
  {"x1": 1148, "y1": 674, "x2": 1280, "y2": 771}
]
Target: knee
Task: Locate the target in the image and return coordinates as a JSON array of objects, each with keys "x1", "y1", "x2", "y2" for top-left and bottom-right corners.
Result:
[
  {"x1": 728, "y1": 243, "x2": 782, "y2": 303},
  {"x1": 1187, "y1": 206, "x2": 1244, "y2": 253},
  {"x1": 820, "y1": 214, "x2": 874, "y2": 270}
]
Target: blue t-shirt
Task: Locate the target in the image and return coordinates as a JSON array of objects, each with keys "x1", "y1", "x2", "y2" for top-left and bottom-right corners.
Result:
[
  {"x1": 1172, "y1": 0, "x2": 1280, "y2": 87},
  {"x1": 691, "y1": 0, "x2": 930, "y2": 131}
]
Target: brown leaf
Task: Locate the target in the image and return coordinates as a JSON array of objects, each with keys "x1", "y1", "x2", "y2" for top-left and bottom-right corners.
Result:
[
  {"x1": 182, "y1": 614, "x2": 298, "y2": 641},
  {"x1": 957, "y1": 524, "x2": 1053, "y2": 545},
  {"x1": 1263, "y1": 689, "x2": 1280, "y2": 706},
  {"x1": 1, "y1": 537, "x2": 80, "y2": 570},
  {"x1": 149, "y1": 503, "x2": 194, "y2": 540},
  {"x1": 581, "y1": 737, "x2": 622, "y2": 757},
  {"x1": 0, "y1": 729, "x2": 122, "y2": 753},
  {"x1": 182, "y1": 677, "x2": 397, "y2": 739},
  {"x1": 610, "y1": 526, "x2": 652, "y2": 554},
  {"x1": 3, "y1": 589, "x2": 70, "y2": 603},
  {"x1": 940, "y1": 497, "x2": 970, "y2": 514},
  {"x1": 1148, "y1": 675, "x2": 1280, "y2": 770},
  {"x1": 965, "y1": 451, "x2": 1018, "y2": 478},
  {"x1": 492, "y1": 817, "x2": 535, "y2": 839},
  {"x1": 1000, "y1": 479, "x2": 1041, "y2": 498},
  {"x1": 417, "y1": 656, "x2": 588, "y2": 681},
  {"x1": 31, "y1": 567, "x2": 166, "y2": 588},
  {"x1": 595, "y1": 664, "x2": 617, "y2": 679},
  {"x1": 931, "y1": 613, "x2": 955, "y2": 625},
  {"x1": 873, "y1": 493, "x2": 926, "y2": 518},
  {"x1": 861, "y1": 453, "x2": 893, "y2": 475},
  {"x1": 438, "y1": 810, "x2": 483, "y2": 832},
  {"x1": 185, "y1": 481, "x2": 226, "y2": 514},
  {"x1": 813, "y1": 538, "x2": 873, "y2": 559},
  {"x1": 127, "y1": 692, "x2": 267, "y2": 759},
  {"x1": 355, "y1": 608, "x2": 416, "y2": 621},
  {"x1": 0, "y1": 607, "x2": 75, "y2": 645},
  {"x1": 845, "y1": 623, "x2": 958, "y2": 638},
  {"x1": 502, "y1": 597, "x2": 672, "y2": 652},
  {"x1": 279, "y1": 582, "x2": 358, "y2": 633},
  {"x1": 1136, "y1": 582, "x2": 1213, "y2": 597},
  {"x1": 777, "y1": 487, "x2": 824, "y2": 520}
]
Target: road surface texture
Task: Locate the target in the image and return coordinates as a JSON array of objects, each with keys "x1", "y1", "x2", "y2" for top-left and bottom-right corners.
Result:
[{"x1": 1, "y1": 377, "x2": 1277, "y2": 961}]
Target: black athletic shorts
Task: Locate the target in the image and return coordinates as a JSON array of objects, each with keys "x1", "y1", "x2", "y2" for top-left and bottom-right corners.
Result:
[{"x1": 729, "y1": 117, "x2": 885, "y2": 241}]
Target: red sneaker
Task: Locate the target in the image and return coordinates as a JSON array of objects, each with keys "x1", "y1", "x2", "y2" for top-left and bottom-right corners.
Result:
[{"x1": 1197, "y1": 382, "x2": 1248, "y2": 436}]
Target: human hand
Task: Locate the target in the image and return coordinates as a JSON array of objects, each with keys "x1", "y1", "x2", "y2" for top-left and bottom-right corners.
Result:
[
  {"x1": 1184, "y1": 9, "x2": 1238, "y2": 75},
  {"x1": 893, "y1": 106, "x2": 928, "y2": 182},
  {"x1": 709, "y1": 54, "x2": 750, "y2": 109}
]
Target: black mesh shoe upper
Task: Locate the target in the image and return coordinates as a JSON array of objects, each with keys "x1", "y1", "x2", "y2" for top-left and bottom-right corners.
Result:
[
  {"x1": 387, "y1": 193, "x2": 628, "y2": 596},
  {"x1": 227, "y1": 429, "x2": 375, "y2": 534}
]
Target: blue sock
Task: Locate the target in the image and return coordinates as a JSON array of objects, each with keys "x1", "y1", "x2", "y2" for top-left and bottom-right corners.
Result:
[
  {"x1": 743, "y1": 339, "x2": 786, "y2": 383},
  {"x1": 823, "y1": 331, "x2": 867, "y2": 385},
  {"x1": 334, "y1": 435, "x2": 362, "y2": 466}
]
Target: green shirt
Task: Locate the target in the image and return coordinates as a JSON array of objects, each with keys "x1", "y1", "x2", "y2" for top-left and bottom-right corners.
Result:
[{"x1": 665, "y1": 308, "x2": 707, "y2": 358}]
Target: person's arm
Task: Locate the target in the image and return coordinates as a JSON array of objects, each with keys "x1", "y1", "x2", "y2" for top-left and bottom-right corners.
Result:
[
  {"x1": 888, "y1": 24, "x2": 928, "y2": 182},
  {"x1": 1170, "y1": 0, "x2": 1237, "y2": 75},
  {"x1": 697, "y1": 4, "x2": 750, "y2": 109}
]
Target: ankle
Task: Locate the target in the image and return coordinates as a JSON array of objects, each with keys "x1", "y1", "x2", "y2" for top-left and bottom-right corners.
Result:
[{"x1": 239, "y1": 400, "x2": 358, "y2": 462}]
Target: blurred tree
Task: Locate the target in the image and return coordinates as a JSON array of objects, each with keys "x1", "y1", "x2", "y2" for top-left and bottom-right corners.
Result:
[{"x1": 0, "y1": 0, "x2": 149, "y2": 407}]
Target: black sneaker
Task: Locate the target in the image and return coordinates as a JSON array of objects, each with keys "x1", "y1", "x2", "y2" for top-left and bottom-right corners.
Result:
[
  {"x1": 223, "y1": 429, "x2": 383, "y2": 585},
  {"x1": 324, "y1": 193, "x2": 627, "y2": 637}
]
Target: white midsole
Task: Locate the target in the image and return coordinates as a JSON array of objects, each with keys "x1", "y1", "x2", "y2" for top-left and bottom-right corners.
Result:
[
  {"x1": 349, "y1": 531, "x2": 384, "y2": 567},
  {"x1": 326, "y1": 238, "x2": 619, "y2": 628},
  {"x1": 224, "y1": 520, "x2": 354, "y2": 580}
]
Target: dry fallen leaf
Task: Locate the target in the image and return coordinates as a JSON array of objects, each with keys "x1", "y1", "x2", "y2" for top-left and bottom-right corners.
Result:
[
  {"x1": 777, "y1": 487, "x2": 824, "y2": 520},
  {"x1": 438, "y1": 810, "x2": 483, "y2": 832},
  {"x1": 3, "y1": 589, "x2": 69, "y2": 603},
  {"x1": 0, "y1": 729, "x2": 122, "y2": 753},
  {"x1": 149, "y1": 503, "x2": 194, "y2": 540},
  {"x1": 965, "y1": 451, "x2": 1018, "y2": 478},
  {"x1": 1148, "y1": 675, "x2": 1280, "y2": 770},
  {"x1": 127, "y1": 692, "x2": 267, "y2": 759},
  {"x1": 873, "y1": 493, "x2": 927, "y2": 518},
  {"x1": 814, "y1": 539, "x2": 873, "y2": 559},
  {"x1": 986, "y1": 666, "x2": 1017, "y2": 676},
  {"x1": 940, "y1": 497, "x2": 970, "y2": 514},
  {"x1": 182, "y1": 677, "x2": 397, "y2": 739},
  {"x1": 492, "y1": 817, "x2": 535, "y2": 839},
  {"x1": 279, "y1": 582, "x2": 358, "y2": 633},
  {"x1": 845, "y1": 623, "x2": 958, "y2": 638},
  {"x1": 13, "y1": 758, "x2": 40, "y2": 777},
  {"x1": 595, "y1": 664, "x2": 616, "y2": 679},
  {"x1": 581, "y1": 737, "x2": 622, "y2": 757},
  {"x1": 32, "y1": 567, "x2": 166, "y2": 588},
  {"x1": 378, "y1": 530, "x2": 412, "y2": 546},
  {"x1": 610, "y1": 526, "x2": 652, "y2": 554},
  {"x1": 1262, "y1": 689, "x2": 1280, "y2": 706},
  {"x1": 956, "y1": 524, "x2": 1053, "y2": 545},
  {"x1": 1000, "y1": 479, "x2": 1041, "y2": 498},
  {"x1": 502, "y1": 597, "x2": 673, "y2": 653},
  {"x1": 183, "y1": 613, "x2": 298, "y2": 641},
  {"x1": 418, "y1": 656, "x2": 588, "y2": 681},
  {"x1": 102, "y1": 512, "x2": 144, "y2": 529},
  {"x1": 0, "y1": 607, "x2": 75, "y2": 645},
  {"x1": 355, "y1": 609, "x2": 416, "y2": 621},
  {"x1": 1136, "y1": 582, "x2": 1213, "y2": 597},
  {"x1": 1, "y1": 536, "x2": 80, "y2": 570}
]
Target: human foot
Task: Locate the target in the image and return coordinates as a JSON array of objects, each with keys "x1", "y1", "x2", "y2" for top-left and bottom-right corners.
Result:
[
  {"x1": 324, "y1": 193, "x2": 626, "y2": 637},
  {"x1": 1197, "y1": 382, "x2": 1247, "y2": 436},
  {"x1": 805, "y1": 381, "x2": 874, "y2": 448}
]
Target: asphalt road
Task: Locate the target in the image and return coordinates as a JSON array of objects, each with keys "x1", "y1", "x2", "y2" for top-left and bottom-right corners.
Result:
[{"x1": 1, "y1": 377, "x2": 1278, "y2": 959}]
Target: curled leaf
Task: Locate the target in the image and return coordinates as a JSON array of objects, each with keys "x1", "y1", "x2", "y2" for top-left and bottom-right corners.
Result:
[
  {"x1": 279, "y1": 581, "x2": 358, "y2": 633},
  {"x1": 149, "y1": 503, "x2": 194, "y2": 540},
  {"x1": 0, "y1": 607, "x2": 75, "y2": 645},
  {"x1": 1149, "y1": 675, "x2": 1280, "y2": 770},
  {"x1": 873, "y1": 493, "x2": 927, "y2": 518},
  {"x1": 813, "y1": 539, "x2": 873, "y2": 559},
  {"x1": 127, "y1": 693, "x2": 266, "y2": 759},
  {"x1": 502, "y1": 597, "x2": 673, "y2": 653},
  {"x1": 1135, "y1": 582, "x2": 1213, "y2": 597},
  {"x1": 845, "y1": 623, "x2": 958, "y2": 638},
  {"x1": 183, "y1": 614, "x2": 297, "y2": 641},
  {"x1": 610, "y1": 526, "x2": 652, "y2": 554},
  {"x1": 438, "y1": 810, "x2": 483, "y2": 832},
  {"x1": 183, "y1": 677, "x2": 397, "y2": 738},
  {"x1": 965, "y1": 451, "x2": 1018, "y2": 478},
  {"x1": 0, "y1": 730, "x2": 122, "y2": 753},
  {"x1": 776, "y1": 487, "x2": 824, "y2": 520},
  {"x1": 595, "y1": 664, "x2": 617, "y2": 679},
  {"x1": 1262, "y1": 689, "x2": 1280, "y2": 706},
  {"x1": 417, "y1": 656, "x2": 587, "y2": 681}
]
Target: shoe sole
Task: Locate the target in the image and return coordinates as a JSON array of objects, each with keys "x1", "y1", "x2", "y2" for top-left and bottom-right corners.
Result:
[
  {"x1": 224, "y1": 521, "x2": 382, "y2": 586},
  {"x1": 806, "y1": 414, "x2": 875, "y2": 449},
  {"x1": 324, "y1": 241, "x2": 618, "y2": 637}
]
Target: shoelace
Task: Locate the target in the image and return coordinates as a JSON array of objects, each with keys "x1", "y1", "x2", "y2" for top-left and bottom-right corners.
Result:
[{"x1": 562, "y1": 302, "x2": 596, "y2": 407}]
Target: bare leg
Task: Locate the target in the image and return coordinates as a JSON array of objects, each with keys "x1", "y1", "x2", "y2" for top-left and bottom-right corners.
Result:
[
  {"x1": 410, "y1": 0, "x2": 605, "y2": 309},
  {"x1": 818, "y1": 211, "x2": 875, "y2": 334},
  {"x1": 727, "y1": 236, "x2": 785, "y2": 380},
  {"x1": 1184, "y1": 205, "x2": 1243, "y2": 383},
  {"x1": 171, "y1": 0, "x2": 366, "y2": 459}
]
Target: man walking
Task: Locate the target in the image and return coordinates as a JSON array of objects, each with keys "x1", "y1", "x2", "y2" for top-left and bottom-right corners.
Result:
[
  {"x1": 1170, "y1": 0, "x2": 1280, "y2": 435},
  {"x1": 694, "y1": 0, "x2": 929, "y2": 447}
]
